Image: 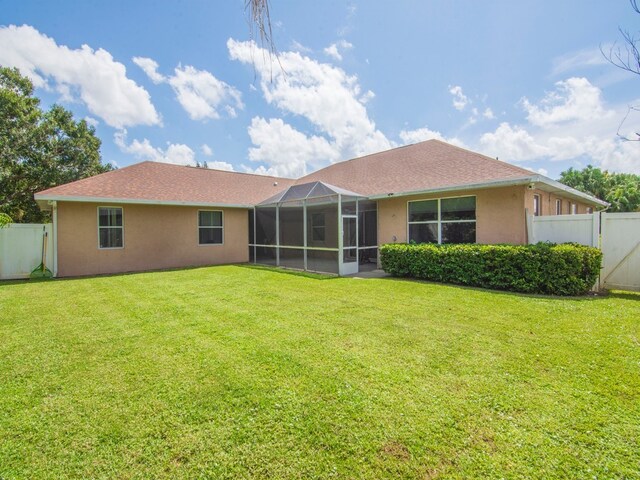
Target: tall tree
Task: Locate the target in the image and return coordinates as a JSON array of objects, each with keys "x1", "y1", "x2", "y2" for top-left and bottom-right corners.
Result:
[
  {"x1": 0, "y1": 67, "x2": 112, "y2": 223},
  {"x1": 559, "y1": 165, "x2": 640, "y2": 212}
]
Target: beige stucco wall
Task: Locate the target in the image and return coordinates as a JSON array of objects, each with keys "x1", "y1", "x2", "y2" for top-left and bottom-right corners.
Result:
[
  {"x1": 378, "y1": 186, "x2": 597, "y2": 248},
  {"x1": 525, "y1": 188, "x2": 591, "y2": 215},
  {"x1": 378, "y1": 186, "x2": 528, "y2": 246},
  {"x1": 56, "y1": 202, "x2": 248, "y2": 277}
]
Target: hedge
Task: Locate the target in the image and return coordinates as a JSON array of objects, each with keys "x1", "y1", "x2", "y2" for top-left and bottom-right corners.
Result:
[{"x1": 379, "y1": 243, "x2": 602, "y2": 296}]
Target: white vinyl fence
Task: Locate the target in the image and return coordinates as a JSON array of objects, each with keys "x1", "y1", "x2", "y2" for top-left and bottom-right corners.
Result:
[
  {"x1": 528, "y1": 212, "x2": 640, "y2": 292},
  {"x1": 0, "y1": 224, "x2": 54, "y2": 280},
  {"x1": 600, "y1": 212, "x2": 640, "y2": 292},
  {"x1": 526, "y1": 213, "x2": 599, "y2": 247}
]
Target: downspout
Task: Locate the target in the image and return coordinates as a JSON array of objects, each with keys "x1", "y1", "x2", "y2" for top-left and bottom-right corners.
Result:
[{"x1": 51, "y1": 200, "x2": 58, "y2": 277}]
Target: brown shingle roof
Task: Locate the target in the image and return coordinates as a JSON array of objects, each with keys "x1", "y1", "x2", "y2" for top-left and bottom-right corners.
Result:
[
  {"x1": 297, "y1": 139, "x2": 534, "y2": 196},
  {"x1": 36, "y1": 161, "x2": 295, "y2": 206},
  {"x1": 36, "y1": 140, "x2": 605, "y2": 207}
]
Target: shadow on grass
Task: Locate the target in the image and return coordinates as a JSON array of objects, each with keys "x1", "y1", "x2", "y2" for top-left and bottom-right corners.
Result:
[
  {"x1": 377, "y1": 275, "x2": 620, "y2": 302},
  {"x1": 238, "y1": 264, "x2": 338, "y2": 281},
  {"x1": 607, "y1": 290, "x2": 640, "y2": 301},
  {"x1": 0, "y1": 263, "x2": 339, "y2": 287}
]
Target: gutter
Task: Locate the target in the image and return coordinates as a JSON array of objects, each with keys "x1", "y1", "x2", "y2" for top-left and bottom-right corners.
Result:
[
  {"x1": 368, "y1": 175, "x2": 609, "y2": 208},
  {"x1": 528, "y1": 175, "x2": 609, "y2": 207},
  {"x1": 35, "y1": 194, "x2": 254, "y2": 210}
]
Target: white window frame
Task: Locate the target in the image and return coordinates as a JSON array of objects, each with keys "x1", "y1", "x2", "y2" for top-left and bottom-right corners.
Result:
[
  {"x1": 570, "y1": 203, "x2": 577, "y2": 215},
  {"x1": 586, "y1": 206, "x2": 593, "y2": 214},
  {"x1": 533, "y1": 194, "x2": 541, "y2": 216},
  {"x1": 198, "y1": 209, "x2": 224, "y2": 246},
  {"x1": 555, "y1": 199, "x2": 562, "y2": 215},
  {"x1": 407, "y1": 195, "x2": 477, "y2": 245},
  {"x1": 97, "y1": 206, "x2": 124, "y2": 250}
]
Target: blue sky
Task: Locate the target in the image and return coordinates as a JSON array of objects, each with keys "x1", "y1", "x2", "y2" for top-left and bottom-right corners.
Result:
[{"x1": 2, "y1": 0, "x2": 639, "y2": 178}]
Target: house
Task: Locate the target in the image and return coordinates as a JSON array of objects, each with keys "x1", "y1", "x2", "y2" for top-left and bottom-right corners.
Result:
[{"x1": 34, "y1": 139, "x2": 607, "y2": 277}]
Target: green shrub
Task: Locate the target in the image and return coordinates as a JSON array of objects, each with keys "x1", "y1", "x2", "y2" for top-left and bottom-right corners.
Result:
[{"x1": 380, "y1": 243, "x2": 602, "y2": 296}]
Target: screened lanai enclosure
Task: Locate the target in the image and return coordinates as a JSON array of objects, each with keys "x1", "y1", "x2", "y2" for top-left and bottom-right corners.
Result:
[{"x1": 249, "y1": 181, "x2": 378, "y2": 275}]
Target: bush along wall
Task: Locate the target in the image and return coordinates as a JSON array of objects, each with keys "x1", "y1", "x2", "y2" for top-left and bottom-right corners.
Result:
[{"x1": 380, "y1": 243, "x2": 603, "y2": 296}]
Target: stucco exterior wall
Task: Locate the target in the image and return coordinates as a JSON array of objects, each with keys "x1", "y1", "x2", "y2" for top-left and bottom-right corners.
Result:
[
  {"x1": 377, "y1": 186, "x2": 528, "y2": 246},
  {"x1": 56, "y1": 202, "x2": 248, "y2": 277},
  {"x1": 525, "y1": 188, "x2": 591, "y2": 215}
]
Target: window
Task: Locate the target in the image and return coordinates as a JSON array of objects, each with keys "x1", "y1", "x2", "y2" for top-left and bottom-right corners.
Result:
[
  {"x1": 586, "y1": 207, "x2": 593, "y2": 214},
  {"x1": 98, "y1": 207, "x2": 123, "y2": 249},
  {"x1": 311, "y1": 213, "x2": 325, "y2": 242},
  {"x1": 570, "y1": 203, "x2": 577, "y2": 215},
  {"x1": 555, "y1": 199, "x2": 562, "y2": 215},
  {"x1": 408, "y1": 196, "x2": 476, "y2": 244},
  {"x1": 533, "y1": 194, "x2": 541, "y2": 216},
  {"x1": 198, "y1": 210, "x2": 223, "y2": 245}
]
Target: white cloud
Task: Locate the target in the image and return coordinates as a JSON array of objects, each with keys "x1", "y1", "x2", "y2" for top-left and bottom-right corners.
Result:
[
  {"x1": 449, "y1": 85, "x2": 469, "y2": 111},
  {"x1": 228, "y1": 38, "x2": 392, "y2": 174},
  {"x1": 483, "y1": 107, "x2": 495, "y2": 119},
  {"x1": 477, "y1": 79, "x2": 640, "y2": 174},
  {"x1": 551, "y1": 47, "x2": 609, "y2": 76},
  {"x1": 114, "y1": 130, "x2": 196, "y2": 166},
  {"x1": 168, "y1": 65, "x2": 243, "y2": 120},
  {"x1": 134, "y1": 57, "x2": 243, "y2": 121},
  {"x1": 84, "y1": 116, "x2": 99, "y2": 127},
  {"x1": 479, "y1": 122, "x2": 548, "y2": 161},
  {"x1": 522, "y1": 77, "x2": 612, "y2": 127},
  {"x1": 290, "y1": 40, "x2": 312, "y2": 53},
  {"x1": 323, "y1": 40, "x2": 353, "y2": 61},
  {"x1": 399, "y1": 126, "x2": 466, "y2": 148},
  {"x1": 132, "y1": 56, "x2": 165, "y2": 84},
  {"x1": 206, "y1": 161, "x2": 234, "y2": 171},
  {"x1": 201, "y1": 144, "x2": 213, "y2": 156},
  {"x1": 0, "y1": 25, "x2": 160, "y2": 128},
  {"x1": 246, "y1": 117, "x2": 339, "y2": 177}
]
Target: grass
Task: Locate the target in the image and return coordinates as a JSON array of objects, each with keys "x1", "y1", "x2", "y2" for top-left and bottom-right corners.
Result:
[{"x1": 0, "y1": 265, "x2": 639, "y2": 479}]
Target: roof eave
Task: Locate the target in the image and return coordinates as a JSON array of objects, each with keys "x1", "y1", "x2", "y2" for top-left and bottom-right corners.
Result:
[
  {"x1": 529, "y1": 175, "x2": 610, "y2": 207},
  {"x1": 368, "y1": 176, "x2": 609, "y2": 208},
  {"x1": 33, "y1": 194, "x2": 254, "y2": 209}
]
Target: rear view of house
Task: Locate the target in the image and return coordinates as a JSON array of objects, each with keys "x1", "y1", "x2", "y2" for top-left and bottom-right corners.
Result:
[{"x1": 35, "y1": 140, "x2": 606, "y2": 277}]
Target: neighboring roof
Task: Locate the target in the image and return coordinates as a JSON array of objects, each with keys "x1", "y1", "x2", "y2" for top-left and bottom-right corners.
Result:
[
  {"x1": 35, "y1": 161, "x2": 295, "y2": 208},
  {"x1": 258, "y1": 181, "x2": 363, "y2": 205},
  {"x1": 35, "y1": 140, "x2": 607, "y2": 209}
]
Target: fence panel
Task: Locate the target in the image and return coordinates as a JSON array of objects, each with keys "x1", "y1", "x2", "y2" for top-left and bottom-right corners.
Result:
[
  {"x1": 0, "y1": 224, "x2": 54, "y2": 280},
  {"x1": 600, "y1": 212, "x2": 640, "y2": 292},
  {"x1": 527, "y1": 213, "x2": 599, "y2": 247}
]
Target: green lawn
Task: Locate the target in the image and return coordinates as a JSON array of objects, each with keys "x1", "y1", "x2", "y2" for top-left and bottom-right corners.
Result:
[{"x1": 0, "y1": 265, "x2": 638, "y2": 479}]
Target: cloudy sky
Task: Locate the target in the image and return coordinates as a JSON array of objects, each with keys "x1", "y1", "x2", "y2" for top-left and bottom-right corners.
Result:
[{"x1": 2, "y1": 1, "x2": 639, "y2": 178}]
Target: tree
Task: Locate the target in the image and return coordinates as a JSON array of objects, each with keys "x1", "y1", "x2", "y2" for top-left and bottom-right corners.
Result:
[
  {"x1": 0, "y1": 67, "x2": 112, "y2": 223},
  {"x1": 602, "y1": 0, "x2": 640, "y2": 77},
  {"x1": 558, "y1": 165, "x2": 640, "y2": 212},
  {"x1": 602, "y1": 1, "x2": 640, "y2": 141},
  {"x1": 0, "y1": 213, "x2": 11, "y2": 228}
]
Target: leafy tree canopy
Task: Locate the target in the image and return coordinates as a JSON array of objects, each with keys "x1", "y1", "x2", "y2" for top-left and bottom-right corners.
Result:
[
  {"x1": 559, "y1": 165, "x2": 640, "y2": 212},
  {"x1": 0, "y1": 66, "x2": 113, "y2": 223}
]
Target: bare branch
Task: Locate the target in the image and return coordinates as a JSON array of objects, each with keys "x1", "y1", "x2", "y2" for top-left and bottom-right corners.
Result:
[
  {"x1": 601, "y1": 1, "x2": 640, "y2": 75},
  {"x1": 616, "y1": 105, "x2": 640, "y2": 142},
  {"x1": 244, "y1": 0, "x2": 284, "y2": 81},
  {"x1": 245, "y1": 0, "x2": 276, "y2": 56}
]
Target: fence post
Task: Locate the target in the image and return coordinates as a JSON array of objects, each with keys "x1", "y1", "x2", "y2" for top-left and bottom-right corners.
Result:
[{"x1": 525, "y1": 210, "x2": 534, "y2": 244}]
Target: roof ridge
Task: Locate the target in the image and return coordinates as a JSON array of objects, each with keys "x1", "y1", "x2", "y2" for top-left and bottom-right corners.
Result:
[
  {"x1": 297, "y1": 141, "x2": 425, "y2": 182},
  {"x1": 149, "y1": 160, "x2": 293, "y2": 181}
]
